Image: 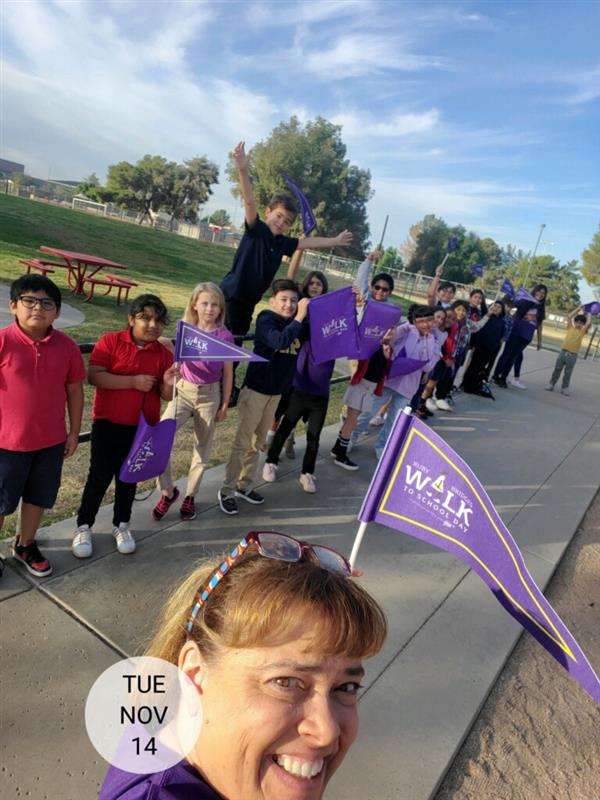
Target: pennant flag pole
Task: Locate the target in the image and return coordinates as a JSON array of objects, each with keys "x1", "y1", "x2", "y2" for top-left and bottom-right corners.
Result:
[
  {"x1": 439, "y1": 235, "x2": 458, "y2": 269},
  {"x1": 284, "y1": 176, "x2": 317, "y2": 236},
  {"x1": 351, "y1": 406, "x2": 600, "y2": 704},
  {"x1": 174, "y1": 321, "x2": 268, "y2": 363}
]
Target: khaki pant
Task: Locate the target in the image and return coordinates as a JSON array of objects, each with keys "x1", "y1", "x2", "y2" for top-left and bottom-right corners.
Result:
[
  {"x1": 222, "y1": 387, "x2": 280, "y2": 495},
  {"x1": 158, "y1": 379, "x2": 220, "y2": 498}
]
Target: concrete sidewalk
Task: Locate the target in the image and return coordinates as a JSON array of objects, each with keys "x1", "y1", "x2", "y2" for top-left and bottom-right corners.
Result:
[
  {"x1": 1, "y1": 348, "x2": 599, "y2": 800},
  {"x1": 0, "y1": 282, "x2": 85, "y2": 329}
]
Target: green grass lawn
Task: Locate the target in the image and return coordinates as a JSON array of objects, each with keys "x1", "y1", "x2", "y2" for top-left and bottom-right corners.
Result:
[{"x1": 0, "y1": 194, "x2": 410, "y2": 538}]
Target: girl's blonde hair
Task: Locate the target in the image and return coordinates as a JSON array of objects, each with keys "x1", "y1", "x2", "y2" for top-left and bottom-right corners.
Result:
[
  {"x1": 145, "y1": 548, "x2": 387, "y2": 666},
  {"x1": 183, "y1": 282, "x2": 225, "y2": 326}
]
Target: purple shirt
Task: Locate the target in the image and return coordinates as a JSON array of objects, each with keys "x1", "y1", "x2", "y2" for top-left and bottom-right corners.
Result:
[
  {"x1": 180, "y1": 327, "x2": 234, "y2": 385},
  {"x1": 99, "y1": 760, "x2": 223, "y2": 800},
  {"x1": 385, "y1": 322, "x2": 438, "y2": 399}
]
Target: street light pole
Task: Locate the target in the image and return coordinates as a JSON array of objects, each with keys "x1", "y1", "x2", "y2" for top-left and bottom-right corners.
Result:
[{"x1": 524, "y1": 223, "x2": 546, "y2": 286}]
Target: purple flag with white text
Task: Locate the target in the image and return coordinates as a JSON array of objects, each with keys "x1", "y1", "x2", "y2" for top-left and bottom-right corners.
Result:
[
  {"x1": 471, "y1": 263, "x2": 484, "y2": 277},
  {"x1": 583, "y1": 301, "x2": 600, "y2": 315},
  {"x1": 174, "y1": 321, "x2": 267, "y2": 363},
  {"x1": 357, "y1": 301, "x2": 402, "y2": 360},
  {"x1": 119, "y1": 413, "x2": 176, "y2": 483},
  {"x1": 309, "y1": 286, "x2": 360, "y2": 364},
  {"x1": 284, "y1": 176, "x2": 317, "y2": 235},
  {"x1": 357, "y1": 411, "x2": 600, "y2": 704},
  {"x1": 500, "y1": 278, "x2": 515, "y2": 299},
  {"x1": 515, "y1": 287, "x2": 539, "y2": 304}
]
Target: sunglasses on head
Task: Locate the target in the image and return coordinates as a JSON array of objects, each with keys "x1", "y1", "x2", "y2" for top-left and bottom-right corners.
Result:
[{"x1": 185, "y1": 531, "x2": 352, "y2": 636}]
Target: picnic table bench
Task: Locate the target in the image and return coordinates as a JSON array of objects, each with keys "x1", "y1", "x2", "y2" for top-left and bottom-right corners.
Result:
[
  {"x1": 82, "y1": 273, "x2": 139, "y2": 304},
  {"x1": 19, "y1": 259, "x2": 55, "y2": 276}
]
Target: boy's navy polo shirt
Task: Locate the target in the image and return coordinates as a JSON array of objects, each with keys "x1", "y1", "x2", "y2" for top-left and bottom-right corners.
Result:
[{"x1": 220, "y1": 217, "x2": 298, "y2": 306}]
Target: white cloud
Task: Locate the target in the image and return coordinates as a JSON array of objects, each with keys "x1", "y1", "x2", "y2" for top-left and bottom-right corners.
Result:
[
  {"x1": 563, "y1": 64, "x2": 600, "y2": 105},
  {"x1": 332, "y1": 109, "x2": 440, "y2": 138}
]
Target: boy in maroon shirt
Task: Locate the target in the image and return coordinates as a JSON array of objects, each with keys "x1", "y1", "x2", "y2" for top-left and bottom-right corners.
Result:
[{"x1": 0, "y1": 275, "x2": 85, "y2": 577}]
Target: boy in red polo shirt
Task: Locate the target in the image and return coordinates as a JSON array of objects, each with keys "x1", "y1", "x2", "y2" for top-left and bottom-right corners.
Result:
[
  {"x1": 72, "y1": 295, "x2": 176, "y2": 558},
  {"x1": 0, "y1": 275, "x2": 85, "y2": 577}
]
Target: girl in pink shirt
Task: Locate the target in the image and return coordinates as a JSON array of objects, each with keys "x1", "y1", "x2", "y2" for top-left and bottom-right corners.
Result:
[{"x1": 152, "y1": 283, "x2": 233, "y2": 522}]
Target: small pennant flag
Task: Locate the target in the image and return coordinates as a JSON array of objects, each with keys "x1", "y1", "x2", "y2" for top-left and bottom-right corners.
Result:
[
  {"x1": 471, "y1": 263, "x2": 484, "y2": 278},
  {"x1": 583, "y1": 301, "x2": 600, "y2": 315},
  {"x1": 355, "y1": 410, "x2": 600, "y2": 705},
  {"x1": 284, "y1": 175, "x2": 317, "y2": 235},
  {"x1": 357, "y1": 301, "x2": 402, "y2": 360},
  {"x1": 174, "y1": 321, "x2": 267, "y2": 363},
  {"x1": 515, "y1": 287, "x2": 539, "y2": 304},
  {"x1": 447, "y1": 235, "x2": 459, "y2": 252},
  {"x1": 119, "y1": 414, "x2": 176, "y2": 483},
  {"x1": 388, "y1": 355, "x2": 428, "y2": 378},
  {"x1": 500, "y1": 278, "x2": 515, "y2": 299},
  {"x1": 309, "y1": 286, "x2": 360, "y2": 364}
]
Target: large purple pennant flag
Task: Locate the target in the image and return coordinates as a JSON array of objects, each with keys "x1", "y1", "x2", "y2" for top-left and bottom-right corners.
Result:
[
  {"x1": 515, "y1": 286, "x2": 539, "y2": 304},
  {"x1": 309, "y1": 286, "x2": 360, "y2": 364},
  {"x1": 583, "y1": 301, "x2": 600, "y2": 315},
  {"x1": 471, "y1": 263, "x2": 484, "y2": 277},
  {"x1": 119, "y1": 413, "x2": 176, "y2": 483},
  {"x1": 356, "y1": 410, "x2": 600, "y2": 704},
  {"x1": 284, "y1": 175, "x2": 317, "y2": 236},
  {"x1": 357, "y1": 300, "x2": 402, "y2": 360},
  {"x1": 388, "y1": 354, "x2": 428, "y2": 378},
  {"x1": 174, "y1": 321, "x2": 267, "y2": 363},
  {"x1": 500, "y1": 278, "x2": 515, "y2": 299}
]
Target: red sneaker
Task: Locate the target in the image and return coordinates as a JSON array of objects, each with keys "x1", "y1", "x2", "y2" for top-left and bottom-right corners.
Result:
[
  {"x1": 12, "y1": 539, "x2": 52, "y2": 577},
  {"x1": 180, "y1": 495, "x2": 196, "y2": 521},
  {"x1": 152, "y1": 487, "x2": 180, "y2": 521}
]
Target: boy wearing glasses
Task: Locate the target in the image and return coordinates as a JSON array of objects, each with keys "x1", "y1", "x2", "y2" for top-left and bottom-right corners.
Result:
[{"x1": 0, "y1": 275, "x2": 85, "y2": 577}]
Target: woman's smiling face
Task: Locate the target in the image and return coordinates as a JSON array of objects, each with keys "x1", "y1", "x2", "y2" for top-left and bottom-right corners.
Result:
[{"x1": 182, "y1": 619, "x2": 364, "y2": 800}]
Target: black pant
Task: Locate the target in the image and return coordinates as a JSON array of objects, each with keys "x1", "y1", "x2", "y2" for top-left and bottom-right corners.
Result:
[
  {"x1": 463, "y1": 344, "x2": 500, "y2": 392},
  {"x1": 77, "y1": 419, "x2": 138, "y2": 527},
  {"x1": 225, "y1": 298, "x2": 255, "y2": 380},
  {"x1": 493, "y1": 336, "x2": 529, "y2": 382},
  {"x1": 266, "y1": 391, "x2": 329, "y2": 475}
]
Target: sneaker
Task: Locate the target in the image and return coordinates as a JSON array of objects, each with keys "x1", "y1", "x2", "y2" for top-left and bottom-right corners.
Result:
[
  {"x1": 560, "y1": 389, "x2": 570, "y2": 396},
  {"x1": 545, "y1": 384, "x2": 554, "y2": 392},
  {"x1": 284, "y1": 438, "x2": 296, "y2": 459},
  {"x1": 72, "y1": 524, "x2": 93, "y2": 558},
  {"x1": 218, "y1": 490, "x2": 239, "y2": 515},
  {"x1": 508, "y1": 379, "x2": 527, "y2": 390},
  {"x1": 425, "y1": 398, "x2": 438, "y2": 413},
  {"x1": 299, "y1": 473, "x2": 317, "y2": 493},
  {"x1": 445, "y1": 395, "x2": 455, "y2": 407},
  {"x1": 333, "y1": 454, "x2": 359, "y2": 471},
  {"x1": 492, "y1": 377, "x2": 508, "y2": 388},
  {"x1": 179, "y1": 495, "x2": 197, "y2": 521},
  {"x1": 436, "y1": 398, "x2": 452, "y2": 412},
  {"x1": 12, "y1": 538, "x2": 52, "y2": 577},
  {"x1": 262, "y1": 462, "x2": 278, "y2": 482},
  {"x1": 369, "y1": 414, "x2": 385, "y2": 427},
  {"x1": 152, "y1": 487, "x2": 180, "y2": 521},
  {"x1": 236, "y1": 488, "x2": 265, "y2": 505},
  {"x1": 112, "y1": 523, "x2": 136, "y2": 555}
]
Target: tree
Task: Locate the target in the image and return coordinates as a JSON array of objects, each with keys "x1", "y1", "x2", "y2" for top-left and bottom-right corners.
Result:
[
  {"x1": 581, "y1": 223, "x2": 600, "y2": 288},
  {"x1": 406, "y1": 215, "x2": 450, "y2": 276},
  {"x1": 163, "y1": 157, "x2": 219, "y2": 227},
  {"x1": 201, "y1": 209, "x2": 231, "y2": 227},
  {"x1": 226, "y1": 116, "x2": 372, "y2": 256},
  {"x1": 378, "y1": 246, "x2": 403, "y2": 272},
  {"x1": 500, "y1": 254, "x2": 580, "y2": 310},
  {"x1": 105, "y1": 155, "x2": 175, "y2": 224}
]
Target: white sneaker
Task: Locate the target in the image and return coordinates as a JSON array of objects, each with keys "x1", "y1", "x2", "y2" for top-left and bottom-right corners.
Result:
[
  {"x1": 369, "y1": 414, "x2": 385, "y2": 426},
  {"x1": 72, "y1": 525, "x2": 93, "y2": 558},
  {"x1": 436, "y1": 398, "x2": 452, "y2": 412},
  {"x1": 299, "y1": 473, "x2": 317, "y2": 493},
  {"x1": 425, "y1": 398, "x2": 438, "y2": 413},
  {"x1": 112, "y1": 523, "x2": 136, "y2": 555},
  {"x1": 509, "y1": 379, "x2": 527, "y2": 390},
  {"x1": 262, "y1": 462, "x2": 278, "y2": 482}
]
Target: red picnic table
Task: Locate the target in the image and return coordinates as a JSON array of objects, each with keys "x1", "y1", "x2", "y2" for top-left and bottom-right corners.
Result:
[{"x1": 38, "y1": 246, "x2": 127, "y2": 296}]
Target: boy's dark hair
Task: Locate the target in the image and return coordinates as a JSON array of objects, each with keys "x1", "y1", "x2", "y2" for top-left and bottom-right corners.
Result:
[
  {"x1": 267, "y1": 194, "x2": 299, "y2": 217},
  {"x1": 406, "y1": 303, "x2": 418, "y2": 323},
  {"x1": 271, "y1": 279, "x2": 300, "y2": 297},
  {"x1": 469, "y1": 288, "x2": 483, "y2": 298},
  {"x1": 371, "y1": 272, "x2": 394, "y2": 292},
  {"x1": 10, "y1": 274, "x2": 62, "y2": 310},
  {"x1": 438, "y1": 281, "x2": 456, "y2": 293},
  {"x1": 451, "y1": 299, "x2": 469, "y2": 312},
  {"x1": 413, "y1": 305, "x2": 434, "y2": 319},
  {"x1": 301, "y1": 270, "x2": 328, "y2": 297},
  {"x1": 574, "y1": 314, "x2": 587, "y2": 324},
  {"x1": 129, "y1": 294, "x2": 169, "y2": 324}
]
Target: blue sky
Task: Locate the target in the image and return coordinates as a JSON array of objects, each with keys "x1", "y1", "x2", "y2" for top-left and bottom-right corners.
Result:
[{"x1": 2, "y1": 0, "x2": 599, "y2": 297}]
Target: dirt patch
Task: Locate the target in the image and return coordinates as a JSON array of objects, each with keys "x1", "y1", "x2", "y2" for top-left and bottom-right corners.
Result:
[{"x1": 435, "y1": 490, "x2": 600, "y2": 800}]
